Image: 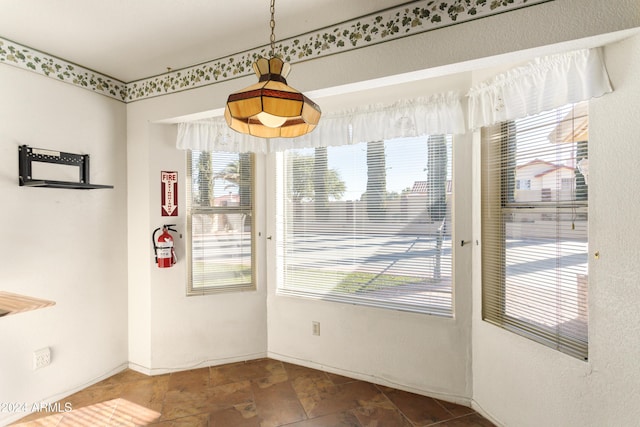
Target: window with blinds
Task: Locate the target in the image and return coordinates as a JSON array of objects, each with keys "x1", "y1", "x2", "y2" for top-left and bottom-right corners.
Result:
[
  {"x1": 276, "y1": 136, "x2": 453, "y2": 316},
  {"x1": 186, "y1": 151, "x2": 254, "y2": 295},
  {"x1": 481, "y1": 102, "x2": 589, "y2": 360}
]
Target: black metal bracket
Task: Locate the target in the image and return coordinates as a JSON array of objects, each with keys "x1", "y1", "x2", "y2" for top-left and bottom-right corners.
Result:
[{"x1": 18, "y1": 145, "x2": 113, "y2": 189}]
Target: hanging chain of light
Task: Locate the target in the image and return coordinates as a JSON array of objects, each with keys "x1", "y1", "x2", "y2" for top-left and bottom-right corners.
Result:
[
  {"x1": 224, "y1": 0, "x2": 322, "y2": 138},
  {"x1": 269, "y1": 0, "x2": 276, "y2": 57}
]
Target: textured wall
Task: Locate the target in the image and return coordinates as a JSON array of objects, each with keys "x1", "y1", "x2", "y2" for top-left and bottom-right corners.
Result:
[
  {"x1": 0, "y1": 65, "x2": 128, "y2": 425},
  {"x1": 471, "y1": 32, "x2": 640, "y2": 427}
]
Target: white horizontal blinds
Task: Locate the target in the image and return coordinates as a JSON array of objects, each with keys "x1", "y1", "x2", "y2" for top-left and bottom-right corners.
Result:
[
  {"x1": 482, "y1": 102, "x2": 589, "y2": 360},
  {"x1": 187, "y1": 151, "x2": 254, "y2": 294},
  {"x1": 277, "y1": 136, "x2": 453, "y2": 315}
]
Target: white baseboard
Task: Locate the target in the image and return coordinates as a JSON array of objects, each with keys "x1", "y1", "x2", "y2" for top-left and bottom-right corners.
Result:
[
  {"x1": 471, "y1": 399, "x2": 504, "y2": 427},
  {"x1": 128, "y1": 351, "x2": 268, "y2": 376},
  {"x1": 268, "y1": 351, "x2": 473, "y2": 408}
]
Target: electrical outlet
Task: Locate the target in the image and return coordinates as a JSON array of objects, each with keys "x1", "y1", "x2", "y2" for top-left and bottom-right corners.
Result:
[
  {"x1": 312, "y1": 321, "x2": 320, "y2": 336},
  {"x1": 33, "y1": 347, "x2": 51, "y2": 370}
]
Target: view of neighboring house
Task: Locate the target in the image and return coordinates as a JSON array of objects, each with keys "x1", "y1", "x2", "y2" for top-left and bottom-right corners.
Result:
[
  {"x1": 514, "y1": 159, "x2": 576, "y2": 202},
  {"x1": 513, "y1": 103, "x2": 589, "y2": 204},
  {"x1": 410, "y1": 179, "x2": 453, "y2": 195}
]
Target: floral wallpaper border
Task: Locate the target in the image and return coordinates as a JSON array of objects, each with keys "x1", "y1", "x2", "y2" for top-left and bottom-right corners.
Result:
[
  {"x1": 0, "y1": 0, "x2": 552, "y2": 103},
  {"x1": 0, "y1": 37, "x2": 127, "y2": 101}
]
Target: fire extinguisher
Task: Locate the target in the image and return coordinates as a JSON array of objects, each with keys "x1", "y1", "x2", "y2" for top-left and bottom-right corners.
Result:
[{"x1": 153, "y1": 224, "x2": 177, "y2": 268}]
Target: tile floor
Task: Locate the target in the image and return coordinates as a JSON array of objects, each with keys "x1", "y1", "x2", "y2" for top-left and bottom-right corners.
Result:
[{"x1": 13, "y1": 358, "x2": 495, "y2": 426}]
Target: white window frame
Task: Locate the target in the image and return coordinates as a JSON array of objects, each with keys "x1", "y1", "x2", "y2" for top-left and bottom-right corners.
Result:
[
  {"x1": 186, "y1": 150, "x2": 256, "y2": 295},
  {"x1": 274, "y1": 136, "x2": 454, "y2": 316},
  {"x1": 481, "y1": 103, "x2": 589, "y2": 360}
]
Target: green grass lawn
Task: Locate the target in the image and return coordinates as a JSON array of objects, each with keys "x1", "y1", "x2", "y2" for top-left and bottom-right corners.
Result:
[
  {"x1": 192, "y1": 261, "x2": 252, "y2": 287},
  {"x1": 284, "y1": 268, "x2": 426, "y2": 294}
]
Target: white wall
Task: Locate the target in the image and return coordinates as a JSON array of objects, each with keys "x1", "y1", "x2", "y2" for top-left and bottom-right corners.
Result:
[
  {"x1": 0, "y1": 65, "x2": 128, "y2": 425},
  {"x1": 126, "y1": 99, "x2": 269, "y2": 374},
  {"x1": 265, "y1": 125, "x2": 474, "y2": 403},
  {"x1": 145, "y1": 123, "x2": 268, "y2": 372},
  {"x1": 471, "y1": 33, "x2": 640, "y2": 426}
]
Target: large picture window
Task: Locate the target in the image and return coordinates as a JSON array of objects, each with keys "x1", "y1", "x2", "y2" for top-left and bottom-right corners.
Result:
[
  {"x1": 186, "y1": 151, "x2": 254, "y2": 295},
  {"x1": 276, "y1": 136, "x2": 453, "y2": 316},
  {"x1": 481, "y1": 102, "x2": 589, "y2": 360}
]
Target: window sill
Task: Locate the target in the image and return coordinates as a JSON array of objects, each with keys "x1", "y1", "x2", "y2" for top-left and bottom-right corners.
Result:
[{"x1": 0, "y1": 291, "x2": 55, "y2": 317}]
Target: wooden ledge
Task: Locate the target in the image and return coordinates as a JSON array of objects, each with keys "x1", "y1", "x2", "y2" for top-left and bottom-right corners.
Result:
[{"x1": 0, "y1": 291, "x2": 55, "y2": 317}]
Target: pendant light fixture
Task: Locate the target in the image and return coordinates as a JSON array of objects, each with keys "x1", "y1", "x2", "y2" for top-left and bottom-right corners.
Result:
[{"x1": 224, "y1": 0, "x2": 321, "y2": 138}]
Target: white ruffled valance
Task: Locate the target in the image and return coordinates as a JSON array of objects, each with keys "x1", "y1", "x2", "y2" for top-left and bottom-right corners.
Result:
[
  {"x1": 467, "y1": 48, "x2": 612, "y2": 129},
  {"x1": 177, "y1": 92, "x2": 465, "y2": 153},
  {"x1": 177, "y1": 48, "x2": 613, "y2": 152}
]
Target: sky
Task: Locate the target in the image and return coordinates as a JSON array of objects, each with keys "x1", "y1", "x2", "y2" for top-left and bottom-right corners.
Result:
[{"x1": 293, "y1": 136, "x2": 453, "y2": 201}]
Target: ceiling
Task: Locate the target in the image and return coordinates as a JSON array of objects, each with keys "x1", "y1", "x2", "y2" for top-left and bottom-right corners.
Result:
[{"x1": 0, "y1": 0, "x2": 412, "y2": 82}]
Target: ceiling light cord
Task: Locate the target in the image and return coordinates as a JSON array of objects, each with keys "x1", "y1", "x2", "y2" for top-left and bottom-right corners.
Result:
[{"x1": 270, "y1": 0, "x2": 276, "y2": 57}]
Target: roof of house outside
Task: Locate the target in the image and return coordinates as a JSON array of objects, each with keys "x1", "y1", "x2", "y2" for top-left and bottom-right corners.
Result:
[{"x1": 410, "y1": 180, "x2": 453, "y2": 194}]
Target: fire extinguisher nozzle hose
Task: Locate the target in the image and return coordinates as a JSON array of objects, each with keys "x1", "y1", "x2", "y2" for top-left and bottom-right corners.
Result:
[{"x1": 152, "y1": 227, "x2": 161, "y2": 263}]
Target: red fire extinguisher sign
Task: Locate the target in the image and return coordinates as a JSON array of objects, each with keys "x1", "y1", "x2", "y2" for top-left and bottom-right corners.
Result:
[{"x1": 161, "y1": 171, "x2": 178, "y2": 216}]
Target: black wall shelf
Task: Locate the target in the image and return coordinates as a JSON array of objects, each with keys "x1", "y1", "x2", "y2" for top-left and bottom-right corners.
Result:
[{"x1": 18, "y1": 145, "x2": 113, "y2": 190}]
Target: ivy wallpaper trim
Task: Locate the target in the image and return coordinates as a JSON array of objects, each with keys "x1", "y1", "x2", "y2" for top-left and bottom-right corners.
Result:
[
  {"x1": 0, "y1": 38, "x2": 127, "y2": 101},
  {"x1": 0, "y1": 0, "x2": 552, "y2": 103}
]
